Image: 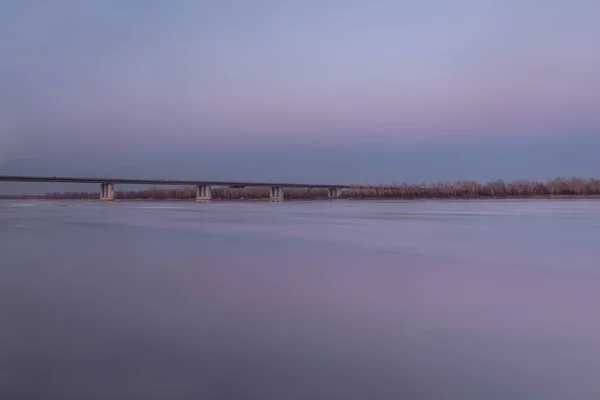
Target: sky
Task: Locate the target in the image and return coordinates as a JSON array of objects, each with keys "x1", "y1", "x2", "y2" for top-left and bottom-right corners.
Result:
[{"x1": 1, "y1": 0, "x2": 600, "y2": 192}]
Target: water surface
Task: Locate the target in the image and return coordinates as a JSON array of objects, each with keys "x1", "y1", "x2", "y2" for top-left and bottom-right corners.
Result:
[{"x1": 2, "y1": 199, "x2": 600, "y2": 399}]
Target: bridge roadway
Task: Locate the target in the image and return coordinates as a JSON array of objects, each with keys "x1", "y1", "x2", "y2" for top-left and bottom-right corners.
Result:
[{"x1": 0, "y1": 175, "x2": 348, "y2": 201}]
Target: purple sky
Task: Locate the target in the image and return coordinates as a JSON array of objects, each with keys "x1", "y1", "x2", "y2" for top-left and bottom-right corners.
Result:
[{"x1": 1, "y1": 0, "x2": 600, "y2": 192}]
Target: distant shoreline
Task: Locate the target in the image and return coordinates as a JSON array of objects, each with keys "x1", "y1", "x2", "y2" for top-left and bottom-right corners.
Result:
[
  {"x1": 3, "y1": 195, "x2": 600, "y2": 201},
  {"x1": 2, "y1": 177, "x2": 599, "y2": 201}
]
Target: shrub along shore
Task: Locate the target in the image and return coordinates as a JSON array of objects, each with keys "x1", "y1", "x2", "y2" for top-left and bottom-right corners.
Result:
[{"x1": 10, "y1": 177, "x2": 599, "y2": 200}]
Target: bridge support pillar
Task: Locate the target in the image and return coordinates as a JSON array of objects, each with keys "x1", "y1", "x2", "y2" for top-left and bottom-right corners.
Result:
[
  {"x1": 100, "y1": 183, "x2": 115, "y2": 201},
  {"x1": 328, "y1": 187, "x2": 341, "y2": 198},
  {"x1": 270, "y1": 186, "x2": 284, "y2": 202},
  {"x1": 196, "y1": 185, "x2": 211, "y2": 201}
]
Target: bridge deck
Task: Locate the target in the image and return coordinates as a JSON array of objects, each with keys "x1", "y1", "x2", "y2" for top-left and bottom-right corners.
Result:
[{"x1": 0, "y1": 176, "x2": 348, "y2": 189}]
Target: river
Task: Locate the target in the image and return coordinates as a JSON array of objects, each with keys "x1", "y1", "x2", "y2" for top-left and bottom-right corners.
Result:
[{"x1": 2, "y1": 199, "x2": 600, "y2": 399}]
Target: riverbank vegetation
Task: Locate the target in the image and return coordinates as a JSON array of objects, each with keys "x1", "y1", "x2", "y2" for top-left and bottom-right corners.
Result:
[{"x1": 23, "y1": 177, "x2": 600, "y2": 200}]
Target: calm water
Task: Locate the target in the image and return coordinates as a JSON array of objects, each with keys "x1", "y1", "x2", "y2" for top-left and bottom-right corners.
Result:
[{"x1": 2, "y1": 199, "x2": 600, "y2": 399}]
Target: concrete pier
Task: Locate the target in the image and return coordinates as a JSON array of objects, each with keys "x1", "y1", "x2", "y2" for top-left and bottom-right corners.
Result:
[
  {"x1": 196, "y1": 185, "x2": 211, "y2": 201},
  {"x1": 100, "y1": 183, "x2": 115, "y2": 201},
  {"x1": 328, "y1": 187, "x2": 342, "y2": 198},
  {"x1": 270, "y1": 186, "x2": 284, "y2": 202}
]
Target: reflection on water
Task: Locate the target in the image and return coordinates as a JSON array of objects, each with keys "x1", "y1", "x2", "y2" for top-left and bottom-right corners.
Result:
[{"x1": 1, "y1": 199, "x2": 600, "y2": 399}]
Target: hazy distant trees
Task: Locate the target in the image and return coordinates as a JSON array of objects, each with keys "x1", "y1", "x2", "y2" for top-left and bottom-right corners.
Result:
[{"x1": 37, "y1": 177, "x2": 600, "y2": 200}]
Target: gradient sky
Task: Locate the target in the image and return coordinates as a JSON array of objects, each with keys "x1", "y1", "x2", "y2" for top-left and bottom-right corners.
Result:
[{"x1": 1, "y1": 0, "x2": 599, "y2": 192}]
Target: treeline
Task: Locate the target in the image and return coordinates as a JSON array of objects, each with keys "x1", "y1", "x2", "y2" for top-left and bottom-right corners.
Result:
[
  {"x1": 44, "y1": 187, "x2": 328, "y2": 200},
  {"x1": 39, "y1": 177, "x2": 600, "y2": 200},
  {"x1": 0, "y1": 195, "x2": 46, "y2": 200},
  {"x1": 350, "y1": 177, "x2": 600, "y2": 198}
]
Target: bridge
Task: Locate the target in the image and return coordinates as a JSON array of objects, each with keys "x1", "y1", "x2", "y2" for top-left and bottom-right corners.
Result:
[{"x1": 0, "y1": 175, "x2": 348, "y2": 201}]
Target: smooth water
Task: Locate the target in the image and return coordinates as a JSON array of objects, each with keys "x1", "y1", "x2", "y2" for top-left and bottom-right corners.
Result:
[{"x1": 2, "y1": 199, "x2": 600, "y2": 399}]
